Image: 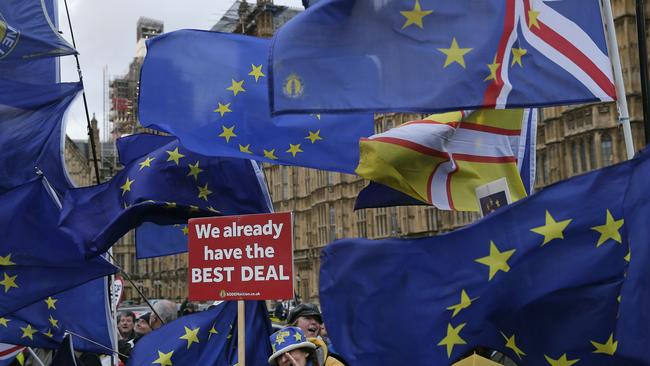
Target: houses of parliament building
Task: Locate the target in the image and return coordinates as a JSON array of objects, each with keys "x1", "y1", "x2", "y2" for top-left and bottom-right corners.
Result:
[{"x1": 66, "y1": 0, "x2": 647, "y2": 305}]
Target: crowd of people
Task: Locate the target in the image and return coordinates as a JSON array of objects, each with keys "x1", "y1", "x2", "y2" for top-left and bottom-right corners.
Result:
[{"x1": 112, "y1": 299, "x2": 347, "y2": 366}]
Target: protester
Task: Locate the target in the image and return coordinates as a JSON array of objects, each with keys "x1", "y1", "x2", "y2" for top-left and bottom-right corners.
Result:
[
  {"x1": 268, "y1": 326, "x2": 317, "y2": 366},
  {"x1": 117, "y1": 311, "x2": 136, "y2": 340},
  {"x1": 286, "y1": 304, "x2": 346, "y2": 366},
  {"x1": 134, "y1": 312, "x2": 152, "y2": 340},
  {"x1": 148, "y1": 300, "x2": 177, "y2": 330}
]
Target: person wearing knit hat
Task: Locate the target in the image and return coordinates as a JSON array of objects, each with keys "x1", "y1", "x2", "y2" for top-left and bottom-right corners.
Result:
[{"x1": 268, "y1": 326, "x2": 318, "y2": 366}]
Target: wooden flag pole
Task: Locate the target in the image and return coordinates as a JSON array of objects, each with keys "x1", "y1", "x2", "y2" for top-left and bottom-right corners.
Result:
[
  {"x1": 238, "y1": 300, "x2": 246, "y2": 366},
  {"x1": 602, "y1": 0, "x2": 636, "y2": 160}
]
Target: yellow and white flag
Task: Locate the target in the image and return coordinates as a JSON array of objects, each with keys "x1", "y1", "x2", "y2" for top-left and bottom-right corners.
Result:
[{"x1": 355, "y1": 109, "x2": 536, "y2": 211}]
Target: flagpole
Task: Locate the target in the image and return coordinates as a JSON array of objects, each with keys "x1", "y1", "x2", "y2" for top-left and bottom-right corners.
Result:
[
  {"x1": 602, "y1": 0, "x2": 636, "y2": 159},
  {"x1": 26, "y1": 348, "x2": 45, "y2": 366}
]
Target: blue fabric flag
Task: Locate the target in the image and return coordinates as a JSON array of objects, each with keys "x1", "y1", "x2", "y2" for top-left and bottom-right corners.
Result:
[
  {"x1": 59, "y1": 133, "x2": 272, "y2": 258},
  {"x1": 321, "y1": 148, "x2": 650, "y2": 365},
  {"x1": 0, "y1": 0, "x2": 75, "y2": 61},
  {"x1": 269, "y1": 0, "x2": 615, "y2": 114},
  {"x1": 127, "y1": 301, "x2": 272, "y2": 366},
  {"x1": 139, "y1": 30, "x2": 373, "y2": 174},
  {"x1": 135, "y1": 223, "x2": 189, "y2": 259},
  {"x1": 0, "y1": 80, "x2": 82, "y2": 194},
  {"x1": 0, "y1": 344, "x2": 24, "y2": 366},
  {"x1": 50, "y1": 334, "x2": 77, "y2": 366},
  {"x1": 0, "y1": 277, "x2": 115, "y2": 354},
  {"x1": 0, "y1": 180, "x2": 117, "y2": 317}
]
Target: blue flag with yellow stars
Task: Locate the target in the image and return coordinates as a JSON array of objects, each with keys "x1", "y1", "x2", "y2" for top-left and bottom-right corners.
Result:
[
  {"x1": 0, "y1": 179, "x2": 117, "y2": 317},
  {"x1": 135, "y1": 223, "x2": 189, "y2": 259},
  {"x1": 320, "y1": 147, "x2": 650, "y2": 365},
  {"x1": 269, "y1": 0, "x2": 615, "y2": 115},
  {"x1": 0, "y1": 0, "x2": 75, "y2": 61},
  {"x1": 0, "y1": 277, "x2": 115, "y2": 354},
  {"x1": 138, "y1": 30, "x2": 373, "y2": 175},
  {"x1": 0, "y1": 80, "x2": 82, "y2": 194},
  {"x1": 127, "y1": 301, "x2": 272, "y2": 366},
  {"x1": 59, "y1": 133, "x2": 272, "y2": 258}
]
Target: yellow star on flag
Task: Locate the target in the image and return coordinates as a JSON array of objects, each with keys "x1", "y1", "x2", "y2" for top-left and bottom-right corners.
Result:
[
  {"x1": 0, "y1": 272, "x2": 18, "y2": 292},
  {"x1": 219, "y1": 125, "x2": 237, "y2": 143},
  {"x1": 511, "y1": 47, "x2": 527, "y2": 67},
  {"x1": 625, "y1": 248, "x2": 631, "y2": 262},
  {"x1": 166, "y1": 147, "x2": 185, "y2": 165},
  {"x1": 591, "y1": 209, "x2": 624, "y2": 247},
  {"x1": 208, "y1": 325, "x2": 218, "y2": 339},
  {"x1": 226, "y1": 79, "x2": 246, "y2": 96},
  {"x1": 475, "y1": 241, "x2": 516, "y2": 281},
  {"x1": 188, "y1": 205, "x2": 199, "y2": 212},
  {"x1": 528, "y1": 9, "x2": 541, "y2": 29},
  {"x1": 530, "y1": 210, "x2": 572, "y2": 246},
  {"x1": 179, "y1": 326, "x2": 200, "y2": 349},
  {"x1": 198, "y1": 183, "x2": 213, "y2": 201},
  {"x1": 0, "y1": 254, "x2": 14, "y2": 266},
  {"x1": 187, "y1": 161, "x2": 203, "y2": 181},
  {"x1": 153, "y1": 350, "x2": 174, "y2": 366},
  {"x1": 249, "y1": 64, "x2": 265, "y2": 82},
  {"x1": 501, "y1": 332, "x2": 526, "y2": 360},
  {"x1": 400, "y1": 0, "x2": 433, "y2": 29},
  {"x1": 286, "y1": 144, "x2": 303, "y2": 157},
  {"x1": 239, "y1": 144, "x2": 253, "y2": 154},
  {"x1": 305, "y1": 130, "x2": 323, "y2": 144},
  {"x1": 138, "y1": 156, "x2": 155, "y2": 170},
  {"x1": 21, "y1": 324, "x2": 37, "y2": 340},
  {"x1": 207, "y1": 206, "x2": 220, "y2": 213},
  {"x1": 437, "y1": 323, "x2": 466, "y2": 358},
  {"x1": 48, "y1": 315, "x2": 59, "y2": 328},
  {"x1": 591, "y1": 333, "x2": 618, "y2": 355},
  {"x1": 120, "y1": 177, "x2": 134, "y2": 196},
  {"x1": 264, "y1": 149, "x2": 278, "y2": 160},
  {"x1": 165, "y1": 202, "x2": 177, "y2": 208},
  {"x1": 0, "y1": 317, "x2": 9, "y2": 327},
  {"x1": 45, "y1": 296, "x2": 57, "y2": 309},
  {"x1": 43, "y1": 329, "x2": 53, "y2": 338},
  {"x1": 484, "y1": 55, "x2": 501, "y2": 81},
  {"x1": 182, "y1": 226, "x2": 189, "y2": 235},
  {"x1": 438, "y1": 37, "x2": 472, "y2": 69},
  {"x1": 214, "y1": 102, "x2": 232, "y2": 117},
  {"x1": 446, "y1": 290, "x2": 477, "y2": 318},
  {"x1": 544, "y1": 353, "x2": 579, "y2": 366}
]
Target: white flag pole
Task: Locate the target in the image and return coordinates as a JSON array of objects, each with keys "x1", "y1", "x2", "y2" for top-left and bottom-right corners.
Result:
[{"x1": 602, "y1": 0, "x2": 636, "y2": 159}]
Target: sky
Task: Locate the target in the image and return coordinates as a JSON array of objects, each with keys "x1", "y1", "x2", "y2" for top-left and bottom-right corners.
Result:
[{"x1": 57, "y1": 0, "x2": 302, "y2": 141}]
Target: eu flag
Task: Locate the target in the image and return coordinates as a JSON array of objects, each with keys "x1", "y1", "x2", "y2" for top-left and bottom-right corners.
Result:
[
  {"x1": 135, "y1": 223, "x2": 189, "y2": 259},
  {"x1": 139, "y1": 30, "x2": 373, "y2": 174},
  {"x1": 269, "y1": 0, "x2": 615, "y2": 114},
  {"x1": 0, "y1": 80, "x2": 81, "y2": 194},
  {"x1": 321, "y1": 148, "x2": 650, "y2": 365},
  {"x1": 59, "y1": 133, "x2": 272, "y2": 258},
  {"x1": 0, "y1": 0, "x2": 75, "y2": 61},
  {"x1": 0, "y1": 278, "x2": 115, "y2": 354},
  {"x1": 127, "y1": 301, "x2": 272, "y2": 366},
  {"x1": 0, "y1": 180, "x2": 117, "y2": 317}
]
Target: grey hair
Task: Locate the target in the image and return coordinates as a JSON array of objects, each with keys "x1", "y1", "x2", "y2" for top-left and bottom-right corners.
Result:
[{"x1": 153, "y1": 300, "x2": 178, "y2": 324}]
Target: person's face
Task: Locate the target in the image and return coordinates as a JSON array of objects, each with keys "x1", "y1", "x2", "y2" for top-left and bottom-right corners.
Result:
[
  {"x1": 118, "y1": 315, "x2": 134, "y2": 335},
  {"x1": 277, "y1": 349, "x2": 309, "y2": 366},
  {"x1": 295, "y1": 315, "x2": 321, "y2": 338},
  {"x1": 135, "y1": 317, "x2": 152, "y2": 335}
]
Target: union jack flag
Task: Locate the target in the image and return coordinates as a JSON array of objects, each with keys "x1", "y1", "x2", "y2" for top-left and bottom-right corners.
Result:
[{"x1": 0, "y1": 343, "x2": 24, "y2": 364}]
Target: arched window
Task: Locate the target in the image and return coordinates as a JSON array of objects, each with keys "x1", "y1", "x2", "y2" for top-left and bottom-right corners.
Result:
[
  {"x1": 601, "y1": 133, "x2": 613, "y2": 166},
  {"x1": 580, "y1": 140, "x2": 587, "y2": 172}
]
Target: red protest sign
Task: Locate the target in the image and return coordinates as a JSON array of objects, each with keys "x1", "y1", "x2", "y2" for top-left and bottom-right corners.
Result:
[{"x1": 188, "y1": 212, "x2": 293, "y2": 301}]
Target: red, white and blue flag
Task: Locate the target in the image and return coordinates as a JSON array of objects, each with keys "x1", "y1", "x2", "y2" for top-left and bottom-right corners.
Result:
[{"x1": 0, "y1": 343, "x2": 24, "y2": 365}]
